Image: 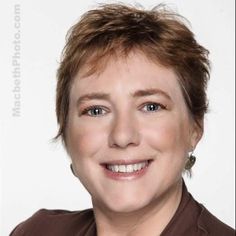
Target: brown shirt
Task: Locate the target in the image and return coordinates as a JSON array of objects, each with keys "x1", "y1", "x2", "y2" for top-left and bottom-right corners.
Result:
[{"x1": 10, "y1": 182, "x2": 235, "y2": 236}]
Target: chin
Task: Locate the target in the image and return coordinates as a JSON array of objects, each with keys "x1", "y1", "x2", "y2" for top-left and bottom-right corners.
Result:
[{"x1": 102, "y1": 194, "x2": 153, "y2": 214}]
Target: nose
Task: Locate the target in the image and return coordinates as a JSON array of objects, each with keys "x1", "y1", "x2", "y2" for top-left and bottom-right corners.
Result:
[{"x1": 108, "y1": 113, "x2": 140, "y2": 149}]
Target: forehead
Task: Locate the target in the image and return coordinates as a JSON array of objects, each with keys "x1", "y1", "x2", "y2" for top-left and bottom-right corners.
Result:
[{"x1": 70, "y1": 51, "x2": 182, "y2": 100}]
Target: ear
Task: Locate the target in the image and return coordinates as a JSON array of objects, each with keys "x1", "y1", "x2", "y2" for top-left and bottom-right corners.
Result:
[{"x1": 189, "y1": 119, "x2": 203, "y2": 150}]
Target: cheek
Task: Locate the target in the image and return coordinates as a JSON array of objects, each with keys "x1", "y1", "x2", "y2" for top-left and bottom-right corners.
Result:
[
  {"x1": 66, "y1": 118, "x2": 106, "y2": 159},
  {"x1": 143, "y1": 116, "x2": 189, "y2": 153}
]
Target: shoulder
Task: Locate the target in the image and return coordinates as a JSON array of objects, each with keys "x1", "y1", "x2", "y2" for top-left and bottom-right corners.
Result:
[
  {"x1": 181, "y1": 181, "x2": 235, "y2": 236},
  {"x1": 197, "y1": 204, "x2": 235, "y2": 236},
  {"x1": 10, "y1": 208, "x2": 95, "y2": 236}
]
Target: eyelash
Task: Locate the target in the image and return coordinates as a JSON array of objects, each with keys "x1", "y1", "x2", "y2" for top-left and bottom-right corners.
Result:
[
  {"x1": 142, "y1": 102, "x2": 166, "y2": 113},
  {"x1": 81, "y1": 106, "x2": 108, "y2": 117},
  {"x1": 80, "y1": 102, "x2": 167, "y2": 117}
]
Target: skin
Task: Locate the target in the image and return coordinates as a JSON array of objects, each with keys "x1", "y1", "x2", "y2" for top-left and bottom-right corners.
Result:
[{"x1": 66, "y1": 51, "x2": 202, "y2": 236}]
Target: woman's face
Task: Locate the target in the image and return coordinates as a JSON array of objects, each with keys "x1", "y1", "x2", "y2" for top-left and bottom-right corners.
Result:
[{"x1": 66, "y1": 51, "x2": 201, "y2": 213}]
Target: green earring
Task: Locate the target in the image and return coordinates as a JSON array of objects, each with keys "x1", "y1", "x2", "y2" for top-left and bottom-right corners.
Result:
[{"x1": 185, "y1": 153, "x2": 196, "y2": 170}]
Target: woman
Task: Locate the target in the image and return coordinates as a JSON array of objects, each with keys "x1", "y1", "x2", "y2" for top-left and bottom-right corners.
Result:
[{"x1": 10, "y1": 3, "x2": 235, "y2": 236}]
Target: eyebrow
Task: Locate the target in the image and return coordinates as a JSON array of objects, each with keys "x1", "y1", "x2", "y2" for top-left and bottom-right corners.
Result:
[
  {"x1": 76, "y1": 88, "x2": 172, "y2": 107},
  {"x1": 133, "y1": 88, "x2": 171, "y2": 100},
  {"x1": 76, "y1": 93, "x2": 110, "y2": 107}
]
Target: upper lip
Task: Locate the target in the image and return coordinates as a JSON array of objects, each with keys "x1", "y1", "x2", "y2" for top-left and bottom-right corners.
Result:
[{"x1": 100, "y1": 159, "x2": 153, "y2": 165}]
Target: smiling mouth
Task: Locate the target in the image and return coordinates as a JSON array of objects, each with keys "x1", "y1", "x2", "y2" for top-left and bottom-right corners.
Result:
[
  {"x1": 101, "y1": 159, "x2": 153, "y2": 180},
  {"x1": 106, "y1": 161, "x2": 149, "y2": 173},
  {"x1": 102, "y1": 159, "x2": 153, "y2": 173}
]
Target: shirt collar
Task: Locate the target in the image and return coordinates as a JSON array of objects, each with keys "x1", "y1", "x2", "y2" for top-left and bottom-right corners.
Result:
[{"x1": 160, "y1": 179, "x2": 209, "y2": 235}]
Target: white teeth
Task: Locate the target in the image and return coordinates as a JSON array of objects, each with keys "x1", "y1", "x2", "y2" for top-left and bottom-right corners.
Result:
[
  {"x1": 134, "y1": 163, "x2": 138, "y2": 171},
  {"x1": 137, "y1": 163, "x2": 142, "y2": 170},
  {"x1": 120, "y1": 165, "x2": 126, "y2": 172},
  {"x1": 126, "y1": 165, "x2": 133, "y2": 172},
  {"x1": 114, "y1": 165, "x2": 119, "y2": 172},
  {"x1": 107, "y1": 161, "x2": 148, "y2": 173}
]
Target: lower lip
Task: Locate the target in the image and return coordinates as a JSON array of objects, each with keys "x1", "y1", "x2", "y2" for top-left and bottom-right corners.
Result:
[{"x1": 101, "y1": 161, "x2": 152, "y2": 181}]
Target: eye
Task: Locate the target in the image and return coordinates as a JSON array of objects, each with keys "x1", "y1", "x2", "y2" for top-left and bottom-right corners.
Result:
[
  {"x1": 81, "y1": 106, "x2": 108, "y2": 117},
  {"x1": 141, "y1": 102, "x2": 166, "y2": 112}
]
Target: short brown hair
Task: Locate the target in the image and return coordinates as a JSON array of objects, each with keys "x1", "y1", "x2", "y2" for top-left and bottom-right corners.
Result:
[{"x1": 55, "y1": 3, "x2": 210, "y2": 144}]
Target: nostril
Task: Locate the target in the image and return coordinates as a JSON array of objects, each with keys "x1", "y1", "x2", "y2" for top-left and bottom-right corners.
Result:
[{"x1": 108, "y1": 132, "x2": 141, "y2": 149}]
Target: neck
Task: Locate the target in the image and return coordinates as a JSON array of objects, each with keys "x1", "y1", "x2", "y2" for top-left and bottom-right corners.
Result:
[{"x1": 93, "y1": 179, "x2": 183, "y2": 236}]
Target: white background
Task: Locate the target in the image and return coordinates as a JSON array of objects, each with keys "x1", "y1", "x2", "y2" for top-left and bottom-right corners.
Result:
[{"x1": 0, "y1": 0, "x2": 235, "y2": 235}]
